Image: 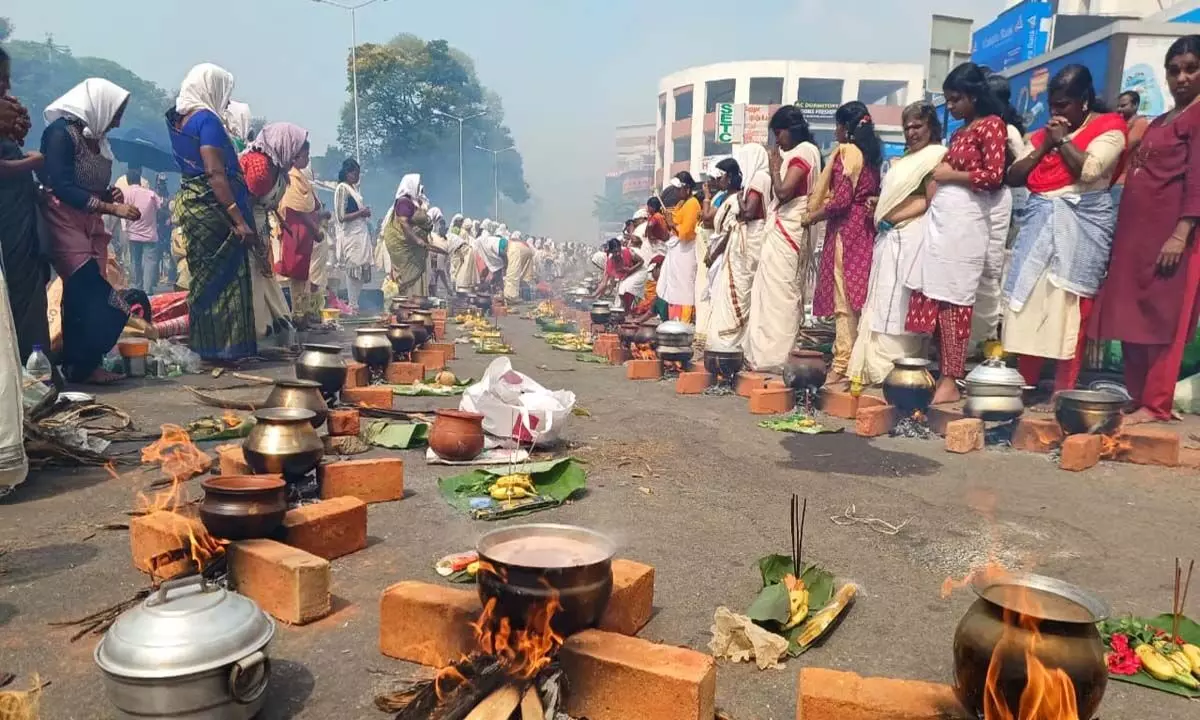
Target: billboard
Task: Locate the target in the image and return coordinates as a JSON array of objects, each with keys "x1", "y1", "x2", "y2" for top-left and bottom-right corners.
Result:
[
  {"x1": 971, "y1": 0, "x2": 1053, "y2": 73},
  {"x1": 743, "y1": 104, "x2": 772, "y2": 145},
  {"x1": 1121, "y1": 36, "x2": 1174, "y2": 118},
  {"x1": 715, "y1": 103, "x2": 743, "y2": 144},
  {"x1": 796, "y1": 100, "x2": 838, "y2": 121},
  {"x1": 1009, "y1": 38, "x2": 1112, "y2": 132}
]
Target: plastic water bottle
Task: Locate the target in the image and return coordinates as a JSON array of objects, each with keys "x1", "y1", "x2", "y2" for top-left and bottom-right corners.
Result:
[{"x1": 25, "y1": 344, "x2": 53, "y2": 388}]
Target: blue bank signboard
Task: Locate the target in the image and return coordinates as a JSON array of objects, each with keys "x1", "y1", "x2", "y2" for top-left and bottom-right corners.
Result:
[{"x1": 972, "y1": 0, "x2": 1054, "y2": 72}]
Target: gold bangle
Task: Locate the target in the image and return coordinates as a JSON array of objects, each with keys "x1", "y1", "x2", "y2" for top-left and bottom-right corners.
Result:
[{"x1": 226, "y1": 202, "x2": 239, "y2": 213}]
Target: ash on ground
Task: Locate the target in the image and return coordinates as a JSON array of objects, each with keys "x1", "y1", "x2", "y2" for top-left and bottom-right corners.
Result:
[{"x1": 891, "y1": 416, "x2": 936, "y2": 440}]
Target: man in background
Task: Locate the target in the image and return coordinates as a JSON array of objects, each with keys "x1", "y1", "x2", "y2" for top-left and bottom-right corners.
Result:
[
  {"x1": 155, "y1": 173, "x2": 175, "y2": 288},
  {"x1": 1113, "y1": 90, "x2": 1149, "y2": 207},
  {"x1": 121, "y1": 166, "x2": 163, "y2": 294}
]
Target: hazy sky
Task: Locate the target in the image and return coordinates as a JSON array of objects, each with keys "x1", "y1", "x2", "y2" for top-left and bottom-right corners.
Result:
[{"x1": 5, "y1": 0, "x2": 1001, "y2": 239}]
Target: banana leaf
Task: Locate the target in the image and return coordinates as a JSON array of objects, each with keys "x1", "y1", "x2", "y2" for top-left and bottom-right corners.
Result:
[
  {"x1": 575, "y1": 353, "x2": 607, "y2": 364},
  {"x1": 1099, "y1": 614, "x2": 1200, "y2": 698},
  {"x1": 747, "y1": 554, "x2": 837, "y2": 656},
  {"x1": 188, "y1": 416, "x2": 255, "y2": 441},
  {"x1": 387, "y1": 381, "x2": 471, "y2": 397},
  {"x1": 363, "y1": 420, "x2": 429, "y2": 449},
  {"x1": 436, "y1": 457, "x2": 587, "y2": 520}
]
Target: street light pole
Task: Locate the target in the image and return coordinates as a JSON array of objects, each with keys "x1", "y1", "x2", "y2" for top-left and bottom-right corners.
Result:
[
  {"x1": 431, "y1": 109, "x2": 484, "y2": 214},
  {"x1": 475, "y1": 145, "x2": 515, "y2": 221},
  {"x1": 312, "y1": 0, "x2": 389, "y2": 162}
]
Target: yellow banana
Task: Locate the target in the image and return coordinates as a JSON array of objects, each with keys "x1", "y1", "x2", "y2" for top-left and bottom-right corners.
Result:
[
  {"x1": 782, "y1": 575, "x2": 810, "y2": 629},
  {"x1": 1137, "y1": 644, "x2": 1200, "y2": 688},
  {"x1": 1181, "y1": 644, "x2": 1200, "y2": 674},
  {"x1": 1166, "y1": 650, "x2": 1194, "y2": 677}
]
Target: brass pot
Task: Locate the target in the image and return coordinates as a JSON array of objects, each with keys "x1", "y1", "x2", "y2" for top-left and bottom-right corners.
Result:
[
  {"x1": 294, "y1": 344, "x2": 346, "y2": 400},
  {"x1": 264, "y1": 379, "x2": 328, "y2": 428},
  {"x1": 428, "y1": 409, "x2": 486, "y2": 462},
  {"x1": 393, "y1": 302, "x2": 418, "y2": 324},
  {"x1": 242, "y1": 408, "x2": 324, "y2": 478},
  {"x1": 882, "y1": 357, "x2": 936, "y2": 415},
  {"x1": 953, "y1": 572, "x2": 1109, "y2": 720},
  {"x1": 199, "y1": 475, "x2": 287, "y2": 541},
  {"x1": 1055, "y1": 390, "x2": 1125, "y2": 436},
  {"x1": 352, "y1": 328, "x2": 393, "y2": 370},
  {"x1": 387, "y1": 323, "x2": 417, "y2": 359},
  {"x1": 409, "y1": 311, "x2": 434, "y2": 348},
  {"x1": 783, "y1": 349, "x2": 827, "y2": 393}
]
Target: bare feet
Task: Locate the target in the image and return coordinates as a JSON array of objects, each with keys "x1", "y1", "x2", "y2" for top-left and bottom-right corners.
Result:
[
  {"x1": 931, "y1": 377, "x2": 961, "y2": 405},
  {"x1": 824, "y1": 371, "x2": 846, "y2": 388},
  {"x1": 85, "y1": 368, "x2": 124, "y2": 385},
  {"x1": 1123, "y1": 407, "x2": 1166, "y2": 426}
]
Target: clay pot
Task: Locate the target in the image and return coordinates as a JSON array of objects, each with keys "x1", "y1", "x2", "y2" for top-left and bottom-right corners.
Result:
[
  {"x1": 783, "y1": 349, "x2": 827, "y2": 393},
  {"x1": 428, "y1": 409, "x2": 486, "y2": 462},
  {"x1": 199, "y1": 475, "x2": 287, "y2": 541},
  {"x1": 264, "y1": 379, "x2": 328, "y2": 428},
  {"x1": 387, "y1": 323, "x2": 417, "y2": 359},
  {"x1": 242, "y1": 408, "x2": 324, "y2": 478},
  {"x1": 295, "y1": 344, "x2": 347, "y2": 400}
]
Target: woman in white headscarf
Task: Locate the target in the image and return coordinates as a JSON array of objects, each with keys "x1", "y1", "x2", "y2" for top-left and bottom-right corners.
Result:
[
  {"x1": 381, "y1": 173, "x2": 443, "y2": 296},
  {"x1": 708, "y1": 146, "x2": 773, "y2": 348},
  {"x1": 503, "y1": 230, "x2": 535, "y2": 302},
  {"x1": 223, "y1": 100, "x2": 253, "y2": 152},
  {"x1": 331, "y1": 158, "x2": 372, "y2": 314},
  {"x1": 40, "y1": 78, "x2": 147, "y2": 383}
]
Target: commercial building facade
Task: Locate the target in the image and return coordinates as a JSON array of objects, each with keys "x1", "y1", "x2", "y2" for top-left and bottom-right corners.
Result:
[{"x1": 655, "y1": 60, "x2": 925, "y2": 186}]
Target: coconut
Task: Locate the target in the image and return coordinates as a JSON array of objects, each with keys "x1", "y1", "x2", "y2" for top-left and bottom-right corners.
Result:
[{"x1": 435, "y1": 370, "x2": 457, "y2": 387}]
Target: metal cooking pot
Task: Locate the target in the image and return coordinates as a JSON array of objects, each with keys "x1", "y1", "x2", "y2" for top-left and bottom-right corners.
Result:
[
  {"x1": 656, "y1": 320, "x2": 695, "y2": 362},
  {"x1": 352, "y1": 328, "x2": 392, "y2": 370},
  {"x1": 95, "y1": 575, "x2": 275, "y2": 719},
  {"x1": 1055, "y1": 390, "x2": 1125, "y2": 436},
  {"x1": 263, "y1": 379, "x2": 328, "y2": 428},
  {"x1": 294, "y1": 343, "x2": 347, "y2": 401},
  {"x1": 703, "y1": 344, "x2": 744, "y2": 378},
  {"x1": 962, "y1": 360, "x2": 1028, "y2": 422},
  {"x1": 476, "y1": 523, "x2": 616, "y2": 637},
  {"x1": 590, "y1": 301, "x2": 612, "y2": 326}
]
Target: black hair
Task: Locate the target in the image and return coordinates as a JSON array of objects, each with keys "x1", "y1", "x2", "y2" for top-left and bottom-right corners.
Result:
[
  {"x1": 983, "y1": 71, "x2": 1027, "y2": 135},
  {"x1": 715, "y1": 157, "x2": 742, "y2": 191},
  {"x1": 337, "y1": 157, "x2": 360, "y2": 183},
  {"x1": 943, "y1": 62, "x2": 1006, "y2": 121},
  {"x1": 901, "y1": 101, "x2": 943, "y2": 144},
  {"x1": 1049, "y1": 64, "x2": 1109, "y2": 113},
  {"x1": 604, "y1": 237, "x2": 621, "y2": 254},
  {"x1": 768, "y1": 105, "x2": 815, "y2": 146},
  {"x1": 0, "y1": 46, "x2": 9, "y2": 64},
  {"x1": 623, "y1": 219, "x2": 636, "y2": 230},
  {"x1": 674, "y1": 171, "x2": 697, "y2": 191},
  {"x1": 661, "y1": 185, "x2": 682, "y2": 207},
  {"x1": 834, "y1": 101, "x2": 883, "y2": 169},
  {"x1": 1166, "y1": 34, "x2": 1200, "y2": 65},
  {"x1": 647, "y1": 196, "x2": 663, "y2": 213},
  {"x1": 1118, "y1": 89, "x2": 1141, "y2": 106}
]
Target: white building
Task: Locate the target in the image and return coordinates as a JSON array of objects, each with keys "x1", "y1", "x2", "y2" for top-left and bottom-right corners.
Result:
[
  {"x1": 655, "y1": 60, "x2": 925, "y2": 185},
  {"x1": 1006, "y1": 0, "x2": 1190, "y2": 16}
]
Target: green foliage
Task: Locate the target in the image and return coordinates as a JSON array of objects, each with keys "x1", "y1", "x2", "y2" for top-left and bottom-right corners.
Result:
[{"x1": 337, "y1": 34, "x2": 528, "y2": 220}]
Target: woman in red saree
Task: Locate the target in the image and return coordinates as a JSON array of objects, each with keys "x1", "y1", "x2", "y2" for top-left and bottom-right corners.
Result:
[{"x1": 1090, "y1": 35, "x2": 1200, "y2": 424}]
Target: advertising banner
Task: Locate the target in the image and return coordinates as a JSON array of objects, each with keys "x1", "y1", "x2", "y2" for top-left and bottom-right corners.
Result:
[
  {"x1": 743, "y1": 104, "x2": 771, "y2": 144},
  {"x1": 796, "y1": 100, "x2": 838, "y2": 121},
  {"x1": 1009, "y1": 39, "x2": 1112, "y2": 132},
  {"x1": 715, "y1": 103, "x2": 744, "y2": 144},
  {"x1": 1121, "y1": 36, "x2": 1174, "y2": 118},
  {"x1": 971, "y1": 0, "x2": 1053, "y2": 72}
]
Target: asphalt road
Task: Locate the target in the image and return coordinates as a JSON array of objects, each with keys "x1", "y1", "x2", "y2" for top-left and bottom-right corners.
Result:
[{"x1": 2, "y1": 313, "x2": 1198, "y2": 719}]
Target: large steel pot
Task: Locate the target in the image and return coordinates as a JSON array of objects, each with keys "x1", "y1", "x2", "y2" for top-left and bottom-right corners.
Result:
[
  {"x1": 963, "y1": 360, "x2": 1027, "y2": 422},
  {"x1": 263, "y1": 379, "x2": 328, "y2": 428},
  {"x1": 882, "y1": 357, "x2": 935, "y2": 415},
  {"x1": 476, "y1": 523, "x2": 616, "y2": 637},
  {"x1": 294, "y1": 343, "x2": 346, "y2": 401},
  {"x1": 656, "y1": 320, "x2": 695, "y2": 363},
  {"x1": 783, "y1": 349, "x2": 827, "y2": 394},
  {"x1": 409, "y1": 311, "x2": 434, "y2": 348},
  {"x1": 590, "y1": 301, "x2": 612, "y2": 327},
  {"x1": 704, "y1": 344, "x2": 744, "y2": 379},
  {"x1": 387, "y1": 323, "x2": 417, "y2": 359},
  {"x1": 1055, "y1": 390, "x2": 1125, "y2": 436},
  {"x1": 954, "y1": 572, "x2": 1109, "y2": 720},
  {"x1": 242, "y1": 408, "x2": 324, "y2": 478},
  {"x1": 617, "y1": 322, "x2": 639, "y2": 350},
  {"x1": 633, "y1": 318, "x2": 660, "y2": 347},
  {"x1": 352, "y1": 328, "x2": 392, "y2": 371},
  {"x1": 95, "y1": 575, "x2": 275, "y2": 719}
]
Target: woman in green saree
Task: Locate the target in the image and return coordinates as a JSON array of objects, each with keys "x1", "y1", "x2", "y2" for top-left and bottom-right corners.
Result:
[{"x1": 381, "y1": 173, "x2": 446, "y2": 295}]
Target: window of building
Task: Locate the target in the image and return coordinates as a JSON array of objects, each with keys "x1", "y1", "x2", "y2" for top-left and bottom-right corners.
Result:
[
  {"x1": 857, "y1": 80, "x2": 909, "y2": 106},
  {"x1": 675, "y1": 89, "x2": 693, "y2": 121},
  {"x1": 672, "y1": 136, "x2": 691, "y2": 163},
  {"x1": 658, "y1": 94, "x2": 667, "y2": 125},
  {"x1": 796, "y1": 78, "x2": 843, "y2": 123},
  {"x1": 810, "y1": 128, "x2": 837, "y2": 156},
  {"x1": 749, "y1": 77, "x2": 784, "y2": 105},
  {"x1": 704, "y1": 137, "x2": 733, "y2": 157},
  {"x1": 704, "y1": 79, "x2": 736, "y2": 113}
]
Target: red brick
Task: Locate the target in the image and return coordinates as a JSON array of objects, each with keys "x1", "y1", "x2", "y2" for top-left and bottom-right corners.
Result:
[
  {"x1": 1011, "y1": 416, "x2": 1064, "y2": 453},
  {"x1": 819, "y1": 389, "x2": 859, "y2": 419},
  {"x1": 384, "y1": 361, "x2": 425, "y2": 385},
  {"x1": 926, "y1": 406, "x2": 965, "y2": 436},
  {"x1": 626, "y1": 358, "x2": 662, "y2": 380},
  {"x1": 855, "y1": 404, "x2": 897, "y2": 438},
  {"x1": 1116, "y1": 426, "x2": 1181, "y2": 467},
  {"x1": 605, "y1": 344, "x2": 629, "y2": 365},
  {"x1": 318, "y1": 457, "x2": 405, "y2": 504},
  {"x1": 427, "y1": 341, "x2": 456, "y2": 360},
  {"x1": 798, "y1": 667, "x2": 970, "y2": 720},
  {"x1": 675, "y1": 371, "x2": 712, "y2": 395},
  {"x1": 766, "y1": 379, "x2": 788, "y2": 389},
  {"x1": 596, "y1": 333, "x2": 618, "y2": 352},
  {"x1": 379, "y1": 581, "x2": 481, "y2": 666},
  {"x1": 129, "y1": 511, "x2": 204, "y2": 580},
  {"x1": 431, "y1": 309, "x2": 448, "y2": 322},
  {"x1": 326, "y1": 409, "x2": 361, "y2": 437},
  {"x1": 599, "y1": 559, "x2": 655, "y2": 636},
  {"x1": 281, "y1": 497, "x2": 367, "y2": 560},
  {"x1": 228, "y1": 539, "x2": 331, "y2": 625},
  {"x1": 340, "y1": 386, "x2": 394, "y2": 409},
  {"x1": 736, "y1": 372, "x2": 770, "y2": 397},
  {"x1": 433, "y1": 321, "x2": 447, "y2": 341},
  {"x1": 945, "y1": 418, "x2": 984, "y2": 454},
  {"x1": 343, "y1": 361, "x2": 368, "y2": 389},
  {"x1": 412, "y1": 349, "x2": 447, "y2": 371},
  {"x1": 217, "y1": 445, "x2": 253, "y2": 476},
  {"x1": 1181, "y1": 446, "x2": 1200, "y2": 469},
  {"x1": 1060, "y1": 433, "x2": 1102, "y2": 472},
  {"x1": 858, "y1": 394, "x2": 888, "y2": 410},
  {"x1": 750, "y1": 387, "x2": 797, "y2": 415},
  {"x1": 559, "y1": 629, "x2": 716, "y2": 720}
]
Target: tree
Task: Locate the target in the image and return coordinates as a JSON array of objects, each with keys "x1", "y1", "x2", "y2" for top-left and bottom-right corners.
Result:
[
  {"x1": 336, "y1": 34, "x2": 529, "y2": 222},
  {"x1": 0, "y1": 17, "x2": 13, "y2": 42}
]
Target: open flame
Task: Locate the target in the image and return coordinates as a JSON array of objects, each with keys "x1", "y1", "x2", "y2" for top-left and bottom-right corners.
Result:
[
  {"x1": 982, "y1": 590, "x2": 1080, "y2": 720},
  {"x1": 137, "y1": 425, "x2": 226, "y2": 574},
  {"x1": 632, "y1": 343, "x2": 657, "y2": 361},
  {"x1": 1098, "y1": 433, "x2": 1131, "y2": 460}
]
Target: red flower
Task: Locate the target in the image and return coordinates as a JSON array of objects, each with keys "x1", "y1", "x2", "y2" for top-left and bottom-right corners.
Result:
[{"x1": 1106, "y1": 634, "x2": 1142, "y2": 676}]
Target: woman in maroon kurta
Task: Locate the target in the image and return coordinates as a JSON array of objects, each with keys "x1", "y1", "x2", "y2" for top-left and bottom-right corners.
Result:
[
  {"x1": 1090, "y1": 35, "x2": 1200, "y2": 424},
  {"x1": 806, "y1": 101, "x2": 883, "y2": 385}
]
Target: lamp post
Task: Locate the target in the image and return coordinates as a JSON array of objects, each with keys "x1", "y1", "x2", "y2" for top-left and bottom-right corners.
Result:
[
  {"x1": 432, "y1": 109, "x2": 485, "y2": 214},
  {"x1": 475, "y1": 145, "x2": 515, "y2": 220},
  {"x1": 312, "y1": 0, "x2": 389, "y2": 162}
]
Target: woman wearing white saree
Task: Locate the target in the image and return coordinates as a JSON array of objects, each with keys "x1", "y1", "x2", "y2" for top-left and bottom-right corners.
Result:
[
  {"x1": 847, "y1": 103, "x2": 946, "y2": 386},
  {"x1": 708, "y1": 146, "x2": 772, "y2": 348},
  {"x1": 332, "y1": 158, "x2": 373, "y2": 314},
  {"x1": 745, "y1": 106, "x2": 822, "y2": 372}
]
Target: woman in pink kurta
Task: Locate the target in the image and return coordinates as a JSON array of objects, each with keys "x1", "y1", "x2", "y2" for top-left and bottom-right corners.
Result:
[
  {"x1": 1090, "y1": 35, "x2": 1200, "y2": 424},
  {"x1": 806, "y1": 101, "x2": 883, "y2": 384}
]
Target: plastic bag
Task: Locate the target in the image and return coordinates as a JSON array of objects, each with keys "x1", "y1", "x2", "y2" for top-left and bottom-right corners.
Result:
[
  {"x1": 459, "y1": 357, "x2": 576, "y2": 446},
  {"x1": 148, "y1": 339, "x2": 203, "y2": 376},
  {"x1": 1174, "y1": 372, "x2": 1200, "y2": 415}
]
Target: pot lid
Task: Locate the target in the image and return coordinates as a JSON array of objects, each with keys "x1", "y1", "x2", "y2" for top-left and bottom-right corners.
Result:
[
  {"x1": 657, "y1": 320, "x2": 694, "y2": 335},
  {"x1": 965, "y1": 359, "x2": 1025, "y2": 387},
  {"x1": 95, "y1": 576, "x2": 274, "y2": 679}
]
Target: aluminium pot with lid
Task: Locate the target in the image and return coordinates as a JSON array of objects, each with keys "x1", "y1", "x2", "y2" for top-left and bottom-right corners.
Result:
[
  {"x1": 962, "y1": 359, "x2": 1029, "y2": 422},
  {"x1": 656, "y1": 321, "x2": 695, "y2": 361},
  {"x1": 95, "y1": 575, "x2": 275, "y2": 719}
]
